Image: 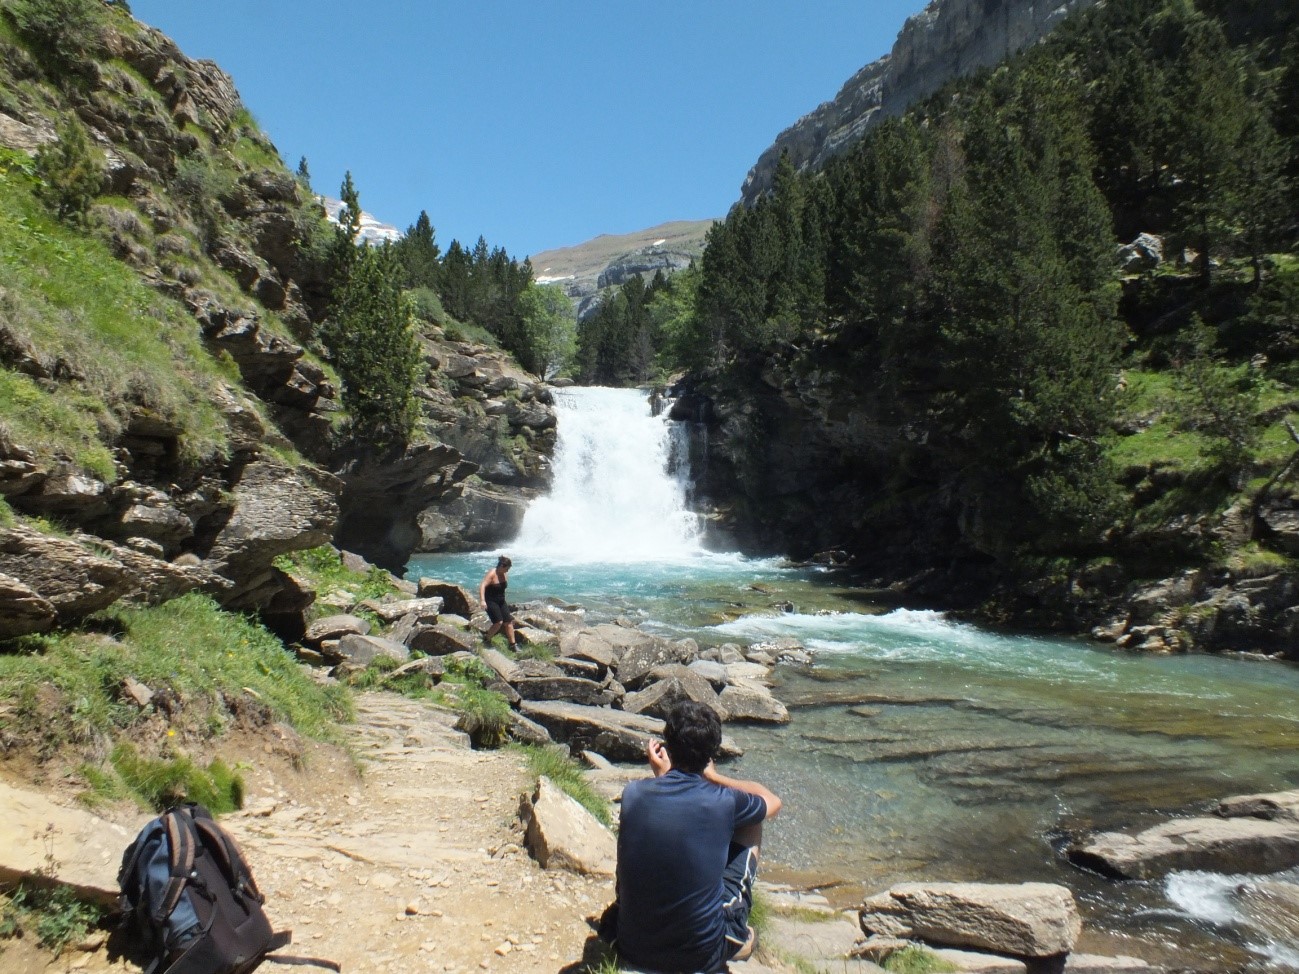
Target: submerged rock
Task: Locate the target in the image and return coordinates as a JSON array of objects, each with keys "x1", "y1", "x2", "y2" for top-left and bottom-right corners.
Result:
[{"x1": 1068, "y1": 816, "x2": 1299, "y2": 879}]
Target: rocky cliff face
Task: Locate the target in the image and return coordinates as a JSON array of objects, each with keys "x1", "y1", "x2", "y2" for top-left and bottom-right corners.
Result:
[
  {"x1": 741, "y1": 0, "x2": 1100, "y2": 204},
  {"x1": 0, "y1": 4, "x2": 555, "y2": 634}
]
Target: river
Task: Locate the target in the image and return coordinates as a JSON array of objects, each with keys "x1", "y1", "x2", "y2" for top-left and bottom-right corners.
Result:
[{"x1": 408, "y1": 386, "x2": 1299, "y2": 971}]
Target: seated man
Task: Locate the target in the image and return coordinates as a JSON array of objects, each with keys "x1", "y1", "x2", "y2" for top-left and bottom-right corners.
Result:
[{"x1": 610, "y1": 701, "x2": 783, "y2": 973}]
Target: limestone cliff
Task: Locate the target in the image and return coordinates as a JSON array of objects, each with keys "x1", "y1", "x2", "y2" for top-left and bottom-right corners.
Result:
[{"x1": 741, "y1": 0, "x2": 1099, "y2": 204}]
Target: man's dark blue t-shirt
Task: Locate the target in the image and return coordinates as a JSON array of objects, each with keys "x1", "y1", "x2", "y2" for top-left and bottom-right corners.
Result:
[{"x1": 616, "y1": 769, "x2": 767, "y2": 973}]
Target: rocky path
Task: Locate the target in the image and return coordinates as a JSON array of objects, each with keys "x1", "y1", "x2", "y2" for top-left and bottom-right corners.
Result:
[{"x1": 228, "y1": 692, "x2": 613, "y2": 974}]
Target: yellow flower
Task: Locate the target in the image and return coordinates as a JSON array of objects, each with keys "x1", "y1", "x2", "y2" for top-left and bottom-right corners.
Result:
[{"x1": 166, "y1": 729, "x2": 176, "y2": 737}]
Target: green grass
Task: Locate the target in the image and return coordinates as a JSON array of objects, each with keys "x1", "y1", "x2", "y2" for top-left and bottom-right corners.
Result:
[
  {"x1": 0, "y1": 148, "x2": 232, "y2": 469},
  {"x1": 0, "y1": 593, "x2": 353, "y2": 760},
  {"x1": 1109, "y1": 370, "x2": 1215, "y2": 472},
  {"x1": 511, "y1": 743, "x2": 613, "y2": 827},
  {"x1": 882, "y1": 945, "x2": 958, "y2": 974},
  {"x1": 0, "y1": 371, "x2": 116, "y2": 479},
  {"x1": 1220, "y1": 542, "x2": 1295, "y2": 576}
]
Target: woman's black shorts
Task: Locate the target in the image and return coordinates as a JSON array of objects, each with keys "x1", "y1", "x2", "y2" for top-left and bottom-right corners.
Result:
[{"x1": 486, "y1": 599, "x2": 513, "y2": 625}]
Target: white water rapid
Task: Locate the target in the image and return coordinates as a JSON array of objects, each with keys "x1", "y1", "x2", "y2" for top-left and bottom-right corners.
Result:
[{"x1": 515, "y1": 386, "x2": 704, "y2": 562}]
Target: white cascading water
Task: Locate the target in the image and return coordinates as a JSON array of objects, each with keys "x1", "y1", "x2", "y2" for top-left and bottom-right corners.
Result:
[{"x1": 515, "y1": 386, "x2": 703, "y2": 561}]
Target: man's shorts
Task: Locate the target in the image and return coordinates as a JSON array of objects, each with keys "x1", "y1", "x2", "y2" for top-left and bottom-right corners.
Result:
[
  {"x1": 486, "y1": 599, "x2": 513, "y2": 624},
  {"x1": 719, "y1": 842, "x2": 759, "y2": 963}
]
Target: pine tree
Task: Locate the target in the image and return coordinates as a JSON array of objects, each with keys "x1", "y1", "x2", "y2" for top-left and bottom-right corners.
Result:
[
  {"x1": 1160, "y1": 9, "x2": 1253, "y2": 283},
  {"x1": 325, "y1": 245, "x2": 422, "y2": 451},
  {"x1": 395, "y1": 210, "x2": 440, "y2": 291},
  {"x1": 329, "y1": 171, "x2": 363, "y2": 288},
  {"x1": 930, "y1": 69, "x2": 1125, "y2": 548}
]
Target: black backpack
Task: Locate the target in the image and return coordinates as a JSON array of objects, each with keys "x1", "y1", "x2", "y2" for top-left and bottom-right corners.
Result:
[{"x1": 117, "y1": 803, "x2": 339, "y2": 974}]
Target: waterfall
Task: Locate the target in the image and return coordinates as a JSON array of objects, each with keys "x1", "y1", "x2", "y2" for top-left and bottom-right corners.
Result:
[{"x1": 515, "y1": 386, "x2": 703, "y2": 561}]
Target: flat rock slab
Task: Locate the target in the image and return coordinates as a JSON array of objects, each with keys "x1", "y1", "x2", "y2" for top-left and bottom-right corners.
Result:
[
  {"x1": 769, "y1": 915, "x2": 863, "y2": 961},
  {"x1": 0, "y1": 781, "x2": 147, "y2": 904},
  {"x1": 860, "y1": 882, "x2": 1081, "y2": 958},
  {"x1": 930, "y1": 948, "x2": 1028, "y2": 973},
  {"x1": 1068, "y1": 816, "x2": 1299, "y2": 879}
]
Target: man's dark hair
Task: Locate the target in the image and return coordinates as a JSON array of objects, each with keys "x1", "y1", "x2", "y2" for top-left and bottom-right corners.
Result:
[{"x1": 663, "y1": 701, "x2": 721, "y2": 774}]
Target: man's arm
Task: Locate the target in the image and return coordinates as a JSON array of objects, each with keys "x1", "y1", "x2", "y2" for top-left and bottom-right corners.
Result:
[{"x1": 702, "y1": 762, "x2": 782, "y2": 819}]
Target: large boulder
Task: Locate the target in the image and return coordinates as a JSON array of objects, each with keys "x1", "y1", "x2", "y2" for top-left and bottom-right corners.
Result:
[
  {"x1": 406, "y1": 623, "x2": 479, "y2": 656},
  {"x1": 328, "y1": 633, "x2": 410, "y2": 667},
  {"x1": 559, "y1": 630, "x2": 616, "y2": 670},
  {"x1": 518, "y1": 776, "x2": 615, "y2": 876},
  {"x1": 623, "y1": 669, "x2": 724, "y2": 720},
  {"x1": 859, "y1": 883, "x2": 1081, "y2": 959},
  {"x1": 415, "y1": 481, "x2": 535, "y2": 551},
  {"x1": 0, "y1": 781, "x2": 146, "y2": 905},
  {"x1": 1116, "y1": 233, "x2": 1163, "y2": 273},
  {"x1": 416, "y1": 579, "x2": 476, "y2": 618},
  {"x1": 356, "y1": 596, "x2": 443, "y2": 624},
  {"x1": 0, "y1": 526, "x2": 220, "y2": 624},
  {"x1": 304, "y1": 613, "x2": 370, "y2": 645},
  {"x1": 718, "y1": 684, "x2": 791, "y2": 724},
  {"x1": 0, "y1": 570, "x2": 56, "y2": 637},
  {"x1": 1067, "y1": 816, "x2": 1299, "y2": 879},
  {"x1": 615, "y1": 637, "x2": 696, "y2": 688},
  {"x1": 514, "y1": 676, "x2": 618, "y2": 707},
  {"x1": 519, "y1": 700, "x2": 742, "y2": 763}
]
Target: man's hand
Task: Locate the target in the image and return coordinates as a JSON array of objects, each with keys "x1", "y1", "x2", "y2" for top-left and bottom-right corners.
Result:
[{"x1": 647, "y1": 739, "x2": 672, "y2": 777}]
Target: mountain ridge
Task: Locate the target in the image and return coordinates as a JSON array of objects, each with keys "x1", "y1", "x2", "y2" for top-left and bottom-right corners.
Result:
[{"x1": 741, "y1": 0, "x2": 1100, "y2": 204}]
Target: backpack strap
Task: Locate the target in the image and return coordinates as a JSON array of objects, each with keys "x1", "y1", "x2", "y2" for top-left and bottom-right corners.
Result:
[{"x1": 157, "y1": 808, "x2": 199, "y2": 922}]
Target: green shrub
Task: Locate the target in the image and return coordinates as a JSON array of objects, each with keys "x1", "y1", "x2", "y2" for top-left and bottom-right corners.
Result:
[
  {"x1": 6, "y1": 0, "x2": 102, "y2": 77},
  {"x1": 33, "y1": 115, "x2": 103, "y2": 222},
  {"x1": 450, "y1": 684, "x2": 510, "y2": 749},
  {"x1": 14, "y1": 884, "x2": 100, "y2": 954},
  {"x1": 0, "y1": 824, "x2": 103, "y2": 955},
  {"x1": 512, "y1": 744, "x2": 612, "y2": 827},
  {"x1": 108, "y1": 742, "x2": 244, "y2": 813}
]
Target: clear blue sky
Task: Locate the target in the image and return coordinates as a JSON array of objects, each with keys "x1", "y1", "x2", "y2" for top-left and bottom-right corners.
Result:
[{"x1": 128, "y1": 1, "x2": 924, "y2": 259}]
